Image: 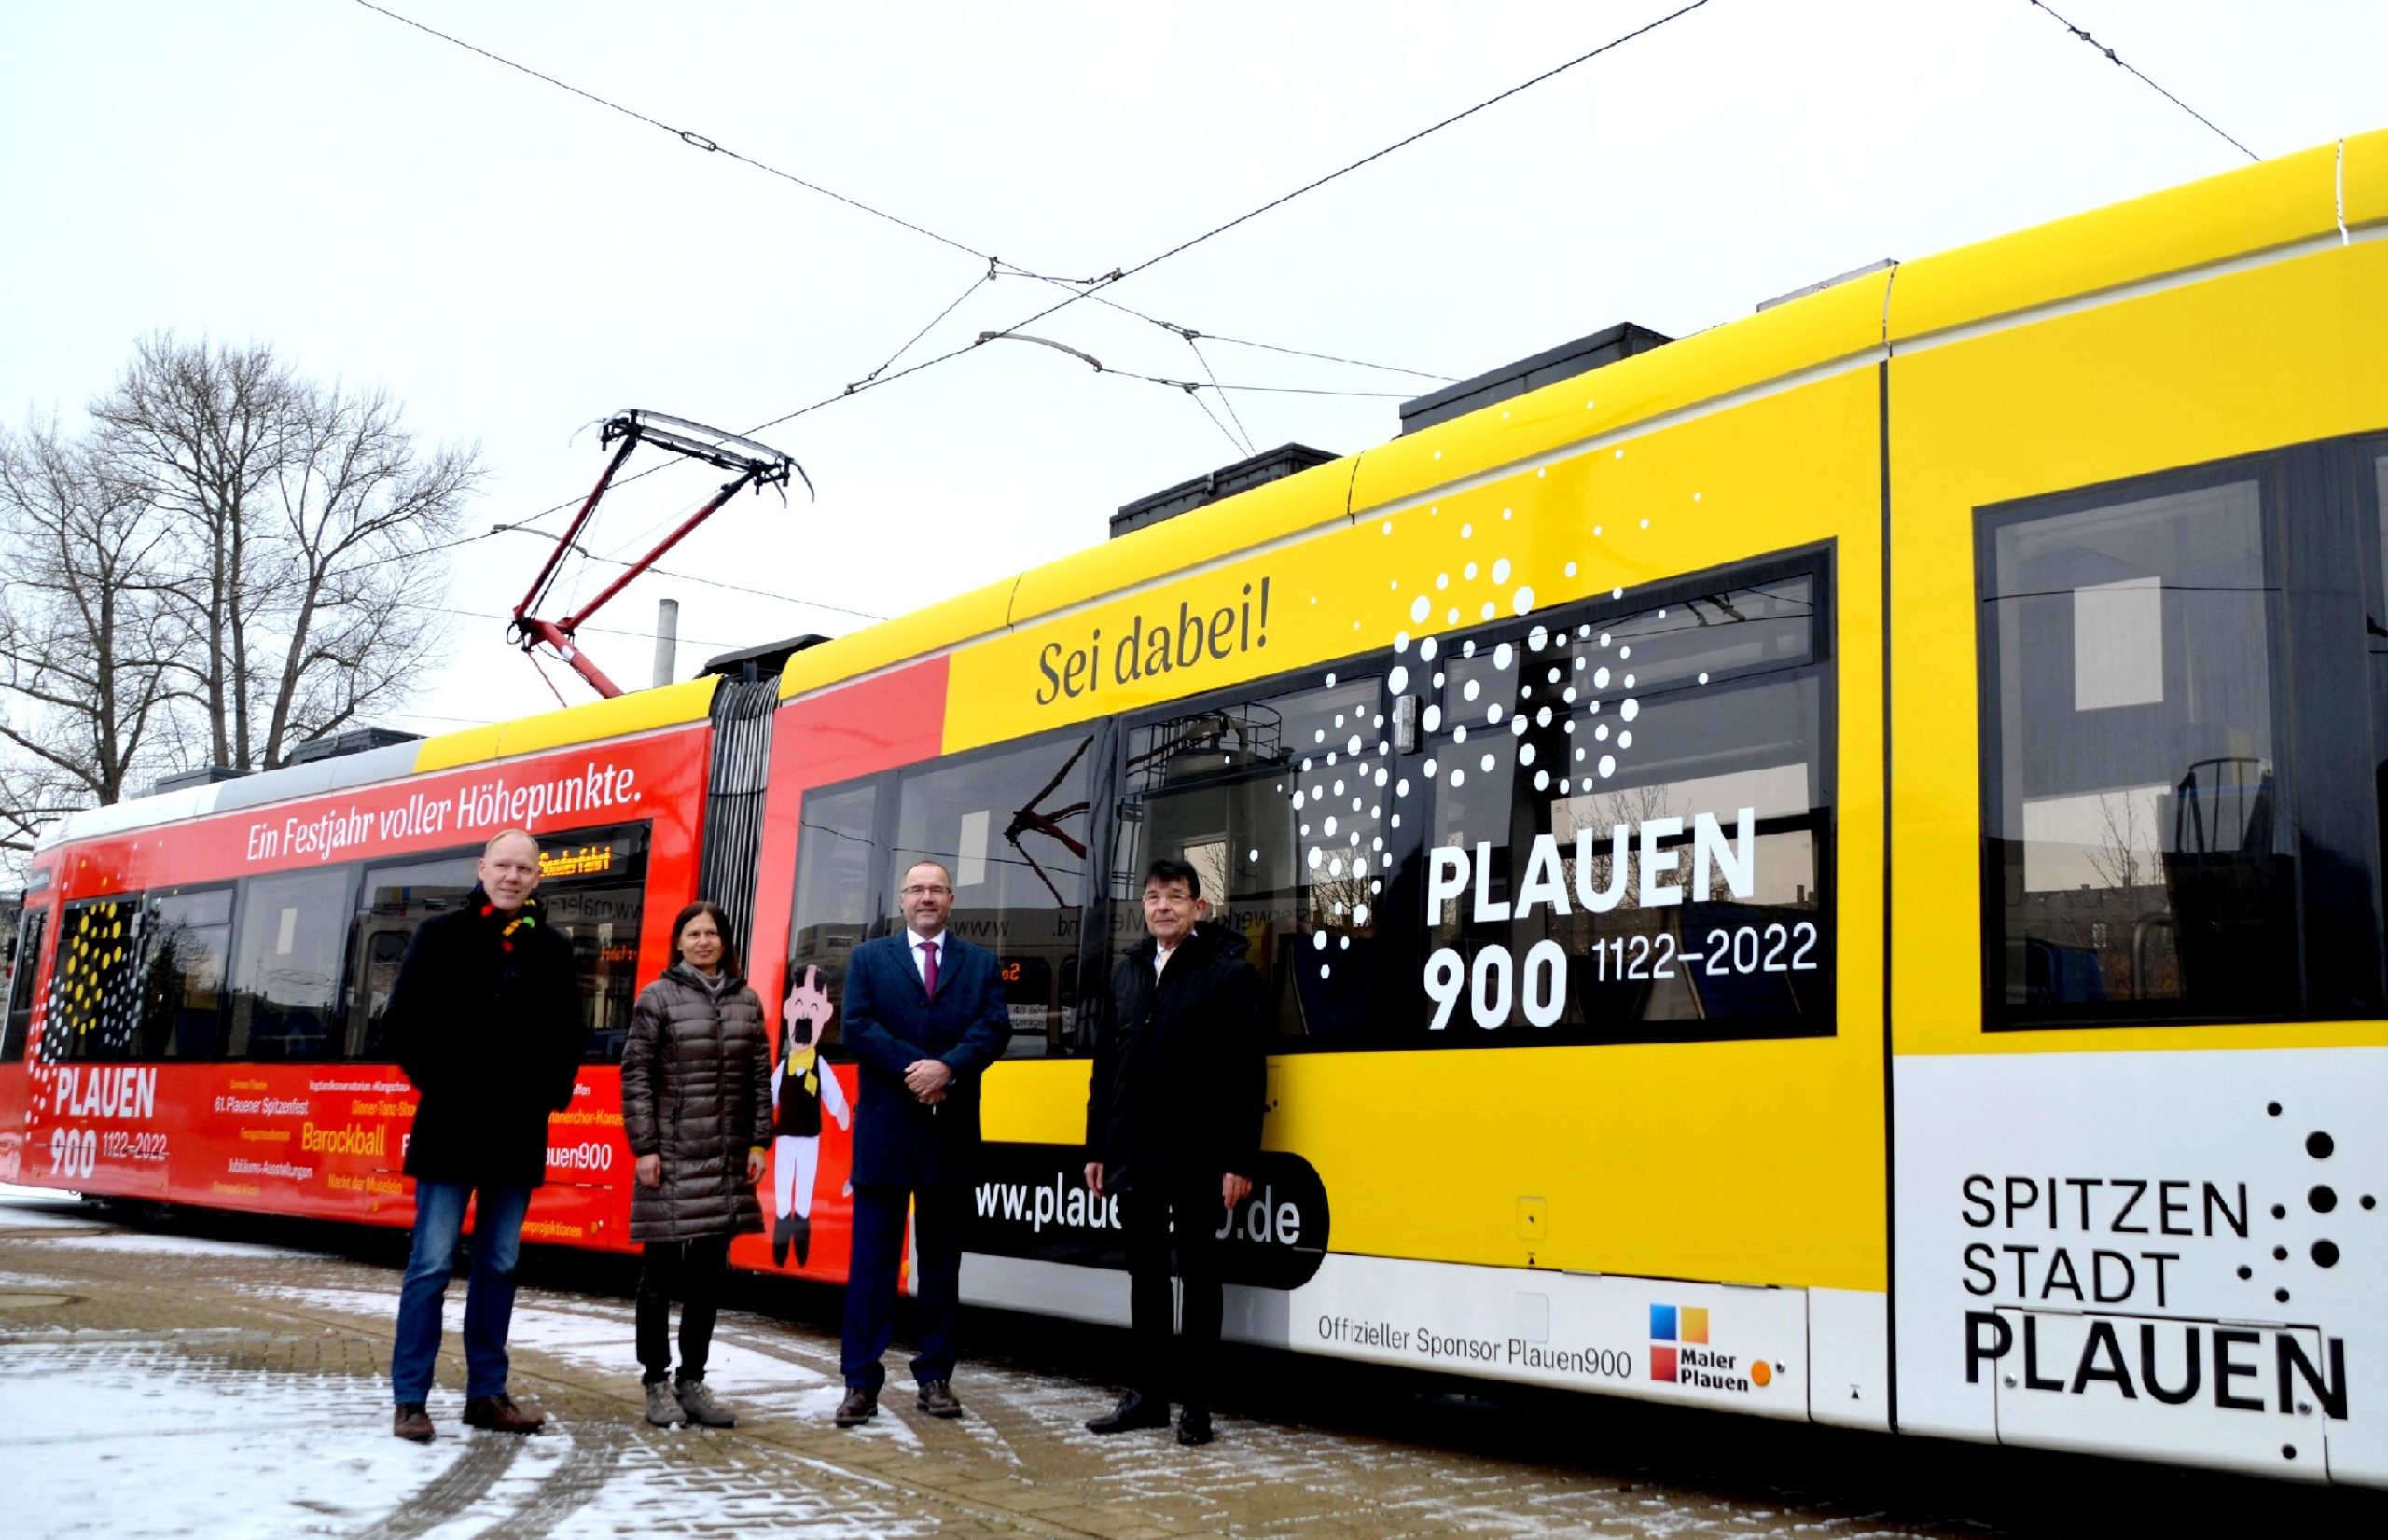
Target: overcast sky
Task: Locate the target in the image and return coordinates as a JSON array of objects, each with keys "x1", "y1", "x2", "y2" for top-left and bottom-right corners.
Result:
[{"x1": 4, "y1": 0, "x2": 2382, "y2": 739}]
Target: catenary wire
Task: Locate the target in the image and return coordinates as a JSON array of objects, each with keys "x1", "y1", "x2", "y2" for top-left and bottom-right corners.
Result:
[
  {"x1": 734, "y1": 0, "x2": 1721, "y2": 434},
  {"x1": 350, "y1": 0, "x2": 994, "y2": 262},
  {"x1": 2021, "y1": 0, "x2": 2258, "y2": 162},
  {"x1": 349, "y1": 0, "x2": 1452, "y2": 391},
  {"x1": 354, "y1": 0, "x2": 1711, "y2": 587},
  {"x1": 490, "y1": 526, "x2": 885, "y2": 621},
  {"x1": 1184, "y1": 336, "x2": 1255, "y2": 456}
]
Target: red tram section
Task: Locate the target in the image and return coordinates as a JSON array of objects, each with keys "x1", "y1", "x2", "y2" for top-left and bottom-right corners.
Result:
[{"x1": 6, "y1": 727, "x2": 759, "y2": 1256}]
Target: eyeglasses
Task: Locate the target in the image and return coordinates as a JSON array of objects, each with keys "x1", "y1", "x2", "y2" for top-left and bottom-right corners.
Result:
[{"x1": 900, "y1": 883, "x2": 953, "y2": 896}]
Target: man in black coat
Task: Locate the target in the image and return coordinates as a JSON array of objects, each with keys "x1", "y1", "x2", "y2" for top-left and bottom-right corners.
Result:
[
  {"x1": 1082, "y1": 857, "x2": 1265, "y2": 1447},
  {"x1": 833, "y1": 859, "x2": 1011, "y2": 1426},
  {"x1": 384, "y1": 827, "x2": 586, "y2": 1442}
]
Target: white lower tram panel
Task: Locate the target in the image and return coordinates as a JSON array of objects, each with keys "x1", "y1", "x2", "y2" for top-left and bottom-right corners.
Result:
[
  {"x1": 1894, "y1": 1047, "x2": 2386, "y2": 1485},
  {"x1": 962, "y1": 1250, "x2": 1892, "y2": 1432}
]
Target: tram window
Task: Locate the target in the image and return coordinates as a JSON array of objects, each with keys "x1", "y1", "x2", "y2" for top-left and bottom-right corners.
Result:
[
  {"x1": 2, "y1": 908, "x2": 47, "y2": 1062},
  {"x1": 788, "y1": 782, "x2": 881, "y2": 1059},
  {"x1": 349, "y1": 852, "x2": 479, "y2": 1060},
  {"x1": 1121, "y1": 674, "x2": 1386, "y2": 1039},
  {"x1": 1420, "y1": 574, "x2": 1831, "y2": 1042},
  {"x1": 1980, "y1": 477, "x2": 2296, "y2": 1024},
  {"x1": 229, "y1": 868, "x2": 354, "y2": 1061},
  {"x1": 891, "y1": 732, "x2": 1094, "y2": 1058},
  {"x1": 535, "y1": 825, "x2": 648, "y2": 1064},
  {"x1": 135, "y1": 886, "x2": 232, "y2": 1060},
  {"x1": 46, "y1": 895, "x2": 147, "y2": 1062}
]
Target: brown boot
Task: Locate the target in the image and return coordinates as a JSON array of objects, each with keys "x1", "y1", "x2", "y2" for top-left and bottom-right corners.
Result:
[
  {"x1": 462, "y1": 1393, "x2": 545, "y2": 1434},
  {"x1": 834, "y1": 1385, "x2": 878, "y2": 1427},
  {"x1": 393, "y1": 1403, "x2": 434, "y2": 1442}
]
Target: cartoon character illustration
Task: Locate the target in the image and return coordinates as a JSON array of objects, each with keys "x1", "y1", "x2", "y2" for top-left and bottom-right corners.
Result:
[{"x1": 771, "y1": 964, "x2": 852, "y2": 1267}]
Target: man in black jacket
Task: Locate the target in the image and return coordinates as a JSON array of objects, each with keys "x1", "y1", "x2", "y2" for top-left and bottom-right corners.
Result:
[
  {"x1": 1082, "y1": 857, "x2": 1265, "y2": 1447},
  {"x1": 384, "y1": 827, "x2": 586, "y2": 1442}
]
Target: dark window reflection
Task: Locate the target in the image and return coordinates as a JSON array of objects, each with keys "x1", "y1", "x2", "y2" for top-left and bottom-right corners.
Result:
[
  {"x1": 1981, "y1": 479, "x2": 2294, "y2": 1022},
  {"x1": 535, "y1": 826, "x2": 648, "y2": 1064},
  {"x1": 137, "y1": 886, "x2": 231, "y2": 1060},
  {"x1": 788, "y1": 782, "x2": 881, "y2": 1058},
  {"x1": 1421, "y1": 578, "x2": 1830, "y2": 1040},
  {"x1": 2, "y1": 908, "x2": 44, "y2": 1062},
  {"x1": 44, "y1": 898, "x2": 142, "y2": 1062},
  {"x1": 893, "y1": 734, "x2": 1093, "y2": 1058},
  {"x1": 1122, "y1": 675, "x2": 1388, "y2": 1039},
  {"x1": 350, "y1": 853, "x2": 479, "y2": 1060},
  {"x1": 229, "y1": 869, "x2": 352, "y2": 1061}
]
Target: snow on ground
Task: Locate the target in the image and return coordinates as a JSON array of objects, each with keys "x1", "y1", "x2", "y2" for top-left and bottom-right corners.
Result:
[
  {"x1": 23, "y1": 1231, "x2": 322, "y2": 1260},
  {"x1": 1, "y1": 1338, "x2": 469, "y2": 1538},
  {"x1": 0, "y1": 1185, "x2": 102, "y2": 1230},
  {"x1": 256, "y1": 1283, "x2": 911, "y2": 1452},
  {"x1": 0, "y1": 1334, "x2": 939, "y2": 1540}
]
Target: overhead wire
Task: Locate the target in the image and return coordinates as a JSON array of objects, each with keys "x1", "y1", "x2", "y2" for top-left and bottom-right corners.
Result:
[
  {"x1": 348, "y1": 0, "x2": 1499, "y2": 444},
  {"x1": 2020, "y1": 0, "x2": 2258, "y2": 162},
  {"x1": 730, "y1": 0, "x2": 1723, "y2": 436},
  {"x1": 1183, "y1": 335, "x2": 1255, "y2": 456},
  {"x1": 993, "y1": 264, "x2": 1458, "y2": 381},
  {"x1": 489, "y1": 526, "x2": 885, "y2": 622},
  {"x1": 353, "y1": 0, "x2": 1716, "y2": 625},
  {"x1": 349, "y1": 0, "x2": 994, "y2": 262},
  {"x1": 847, "y1": 262, "x2": 999, "y2": 394}
]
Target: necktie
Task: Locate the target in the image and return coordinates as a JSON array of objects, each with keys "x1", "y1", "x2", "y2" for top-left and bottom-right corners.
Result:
[{"x1": 920, "y1": 938, "x2": 938, "y2": 996}]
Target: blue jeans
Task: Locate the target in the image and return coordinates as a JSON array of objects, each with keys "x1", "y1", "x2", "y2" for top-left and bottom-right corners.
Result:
[{"x1": 390, "y1": 1179, "x2": 532, "y2": 1405}]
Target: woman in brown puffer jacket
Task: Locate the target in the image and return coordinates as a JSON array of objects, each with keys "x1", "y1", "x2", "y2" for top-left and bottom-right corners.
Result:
[{"x1": 620, "y1": 900, "x2": 771, "y2": 1429}]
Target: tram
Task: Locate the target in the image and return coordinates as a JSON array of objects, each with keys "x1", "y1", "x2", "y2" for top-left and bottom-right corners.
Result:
[{"x1": 5, "y1": 129, "x2": 2385, "y2": 1485}]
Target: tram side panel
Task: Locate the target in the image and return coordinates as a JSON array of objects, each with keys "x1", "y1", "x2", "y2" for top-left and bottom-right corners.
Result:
[
  {"x1": 1888, "y1": 219, "x2": 2388, "y2": 1479},
  {"x1": 836, "y1": 313, "x2": 1902, "y2": 1426},
  {"x1": 731, "y1": 659, "x2": 953, "y2": 1292},
  {"x1": 18, "y1": 725, "x2": 711, "y2": 1252}
]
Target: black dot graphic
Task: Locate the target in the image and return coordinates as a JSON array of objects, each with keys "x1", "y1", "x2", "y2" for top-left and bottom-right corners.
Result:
[
  {"x1": 2282, "y1": 1445, "x2": 2298, "y2": 1461},
  {"x1": 2276, "y1": 1288, "x2": 2292, "y2": 1303},
  {"x1": 2267, "y1": 1102, "x2": 2282, "y2": 1116},
  {"x1": 2237, "y1": 1265, "x2": 2253, "y2": 1280},
  {"x1": 2312, "y1": 1241, "x2": 2340, "y2": 1269},
  {"x1": 2311, "y1": 1186, "x2": 2339, "y2": 1214},
  {"x1": 2271, "y1": 1203, "x2": 2288, "y2": 1220},
  {"x1": 2307, "y1": 1131, "x2": 2334, "y2": 1159},
  {"x1": 2364, "y1": 1195, "x2": 2378, "y2": 1211},
  {"x1": 2273, "y1": 1246, "x2": 2289, "y2": 1261}
]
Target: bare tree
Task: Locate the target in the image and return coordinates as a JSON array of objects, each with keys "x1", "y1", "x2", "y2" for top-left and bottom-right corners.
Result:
[
  {"x1": 2086, "y1": 788, "x2": 2151, "y2": 894},
  {"x1": 89, "y1": 335, "x2": 479, "y2": 770},
  {"x1": 253, "y1": 377, "x2": 474, "y2": 761},
  {"x1": 88, "y1": 335, "x2": 287, "y2": 770},
  {"x1": 0, "y1": 418, "x2": 188, "y2": 845}
]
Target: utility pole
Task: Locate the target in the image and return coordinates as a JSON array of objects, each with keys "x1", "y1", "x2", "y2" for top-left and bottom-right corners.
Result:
[{"x1": 652, "y1": 598, "x2": 679, "y2": 688}]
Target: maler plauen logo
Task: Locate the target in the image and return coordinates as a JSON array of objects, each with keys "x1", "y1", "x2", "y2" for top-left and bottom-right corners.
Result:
[{"x1": 1649, "y1": 1303, "x2": 1771, "y2": 1390}]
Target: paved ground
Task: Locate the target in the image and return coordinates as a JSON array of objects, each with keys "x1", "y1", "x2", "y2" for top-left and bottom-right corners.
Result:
[{"x1": 1, "y1": 1193, "x2": 2380, "y2": 1538}]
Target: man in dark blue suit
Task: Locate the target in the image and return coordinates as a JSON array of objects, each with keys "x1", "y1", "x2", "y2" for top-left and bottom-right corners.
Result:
[{"x1": 834, "y1": 859, "x2": 1011, "y2": 1425}]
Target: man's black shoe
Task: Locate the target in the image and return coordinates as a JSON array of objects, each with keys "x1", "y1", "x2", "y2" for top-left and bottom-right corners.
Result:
[
  {"x1": 1176, "y1": 1406, "x2": 1214, "y2": 1446},
  {"x1": 834, "y1": 1385, "x2": 878, "y2": 1427},
  {"x1": 1086, "y1": 1391, "x2": 1171, "y2": 1434},
  {"x1": 771, "y1": 1213, "x2": 791, "y2": 1268},
  {"x1": 916, "y1": 1380, "x2": 963, "y2": 1418}
]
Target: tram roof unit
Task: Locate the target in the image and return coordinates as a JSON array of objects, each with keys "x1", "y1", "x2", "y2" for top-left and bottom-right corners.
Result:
[{"x1": 34, "y1": 128, "x2": 2388, "y2": 857}]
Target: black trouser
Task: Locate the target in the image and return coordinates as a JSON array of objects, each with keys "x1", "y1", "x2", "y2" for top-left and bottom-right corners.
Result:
[
  {"x1": 841, "y1": 1182, "x2": 966, "y2": 1392},
  {"x1": 1121, "y1": 1170, "x2": 1226, "y2": 1408},
  {"x1": 636, "y1": 1234, "x2": 731, "y2": 1384}
]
